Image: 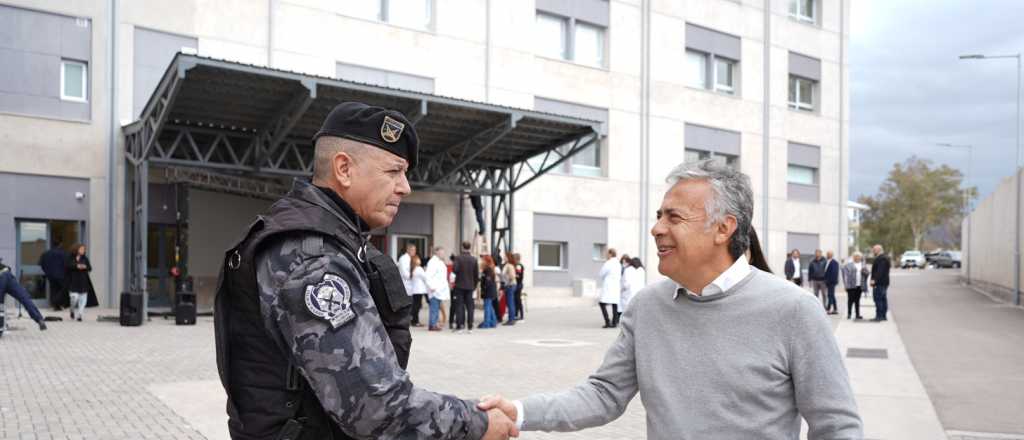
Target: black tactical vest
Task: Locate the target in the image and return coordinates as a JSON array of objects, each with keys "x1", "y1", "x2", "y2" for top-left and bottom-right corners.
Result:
[{"x1": 214, "y1": 182, "x2": 412, "y2": 440}]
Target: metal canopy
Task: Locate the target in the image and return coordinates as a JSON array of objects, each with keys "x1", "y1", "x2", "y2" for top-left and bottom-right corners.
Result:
[{"x1": 122, "y1": 53, "x2": 601, "y2": 303}]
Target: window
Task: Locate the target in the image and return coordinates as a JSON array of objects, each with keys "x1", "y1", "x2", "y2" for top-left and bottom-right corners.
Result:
[
  {"x1": 686, "y1": 50, "x2": 708, "y2": 89},
  {"x1": 535, "y1": 242, "x2": 566, "y2": 270},
  {"x1": 789, "y1": 0, "x2": 816, "y2": 23},
  {"x1": 340, "y1": 0, "x2": 432, "y2": 30},
  {"x1": 788, "y1": 76, "x2": 816, "y2": 111},
  {"x1": 534, "y1": 12, "x2": 607, "y2": 67},
  {"x1": 686, "y1": 149, "x2": 738, "y2": 169},
  {"x1": 787, "y1": 164, "x2": 816, "y2": 185},
  {"x1": 686, "y1": 50, "x2": 736, "y2": 95},
  {"x1": 592, "y1": 243, "x2": 607, "y2": 261},
  {"x1": 570, "y1": 144, "x2": 601, "y2": 176},
  {"x1": 61, "y1": 60, "x2": 87, "y2": 102},
  {"x1": 574, "y1": 21, "x2": 605, "y2": 67},
  {"x1": 536, "y1": 13, "x2": 568, "y2": 60}
]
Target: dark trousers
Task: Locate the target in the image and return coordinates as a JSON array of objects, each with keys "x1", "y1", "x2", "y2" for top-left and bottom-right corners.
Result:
[
  {"x1": 514, "y1": 284, "x2": 524, "y2": 319},
  {"x1": 873, "y1": 285, "x2": 889, "y2": 320},
  {"x1": 46, "y1": 276, "x2": 68, "y2": 309},
  {"x1": 1, "y1": 271, "x2": 44, "y2": 323},
  {"x1": 826, "y1": 283, "x2": 838, "y2": 312},
  {"x1": 599, "y1": 302, "x2": 619, "y2": 327},
  {"x1": 409, "y1": 294, "x2": 425, "y2": 325},
  {"x1": 452, "y1": 288, "x2": 475, "y2": 329},
  {"x1": 846, "y1": 287, "x2": 862, "y2": 318}
]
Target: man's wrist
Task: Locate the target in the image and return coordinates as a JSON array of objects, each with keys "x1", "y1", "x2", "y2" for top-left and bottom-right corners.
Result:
[{"x1": 512, "y1": 400, "x2": 525, "y2": 431}]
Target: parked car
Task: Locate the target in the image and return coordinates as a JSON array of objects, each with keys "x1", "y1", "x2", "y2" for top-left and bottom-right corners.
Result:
[
  {"x1": 900, "y1": 250, "x2": 927, "y2": 268},
  {"x1": 931, "y1": 251, "x2": 962, "y2": 268},
  {"x1": 924, "y1": 250, "x2": 942, "y2": 265}
]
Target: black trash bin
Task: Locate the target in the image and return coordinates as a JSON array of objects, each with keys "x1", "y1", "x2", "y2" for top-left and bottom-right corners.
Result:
[{"x1": 120, "y1": 291, "x2": 143, "y2": 326}]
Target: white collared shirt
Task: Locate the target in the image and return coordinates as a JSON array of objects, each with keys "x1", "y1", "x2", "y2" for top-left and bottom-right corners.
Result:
[
  {"x1": 791, "y1": 257, "x2": 801, "y2": 277},
  {"x1": 674, "y1": 255, "x2": 752, "y2": 299}
]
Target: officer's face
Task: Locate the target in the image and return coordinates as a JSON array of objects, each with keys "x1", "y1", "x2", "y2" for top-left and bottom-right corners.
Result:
[
  {"x1": 651, "y1": 180, "x2": 735, "y2": 286},
  {"x1": 348, "y1": 148, "x2": 411, "y2": 229}
]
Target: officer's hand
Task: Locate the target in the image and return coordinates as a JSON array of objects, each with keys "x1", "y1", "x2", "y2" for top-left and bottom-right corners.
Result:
[{"x1": 481, "y1": 407, "x2": 518, "y2": 439}]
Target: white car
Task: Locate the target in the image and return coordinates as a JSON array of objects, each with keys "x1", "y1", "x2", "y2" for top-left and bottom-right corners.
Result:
[{"x1": 900, "y1": 250, "x2": 926, "y2": 268}]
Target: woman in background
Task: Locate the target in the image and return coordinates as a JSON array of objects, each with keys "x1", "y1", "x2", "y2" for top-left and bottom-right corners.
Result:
[
  {"x1": 67, "y1": 243, "x2": 98, "y2": 321},
  {"x1": 409, "y1": 255, "x2": 430, "y2": 328},
  {"x1": 478, "y1": 256, "x2": 499, "y2": 328},
  {"x1": 621, "y1": 257, "x2": 646, "y2": 316}
]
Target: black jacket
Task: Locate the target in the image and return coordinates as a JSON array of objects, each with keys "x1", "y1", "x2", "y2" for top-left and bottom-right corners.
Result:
[
  {"x1": 452, "y1": 252, "x2": 479, "y2": 291},
  {"x1": 784, "y1": 259, "x2": 799, "y2": 280},
  {"x1": 808, "y1": 257, "x2": 827, "y2": 281},
  {"x1": 39, "y1": 247, "x2": 67, "y2": 280},
  {"x1": 871, "y1": 254, "x2": 892, "y2": 287},
  {"x1": 480, "y1": 267, "x2": 498, "y2": 299},
  {"x1": 825, "y1": 259, "x2": 840, "y2": 286},
  {"x1": 66, "y1": 254, "x2": 99, "y2": 307}
]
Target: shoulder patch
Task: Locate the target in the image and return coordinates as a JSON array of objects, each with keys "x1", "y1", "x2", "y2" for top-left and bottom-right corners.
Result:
[{"x1": 304, "y1": 273, "x2": 356, "y2": 329}]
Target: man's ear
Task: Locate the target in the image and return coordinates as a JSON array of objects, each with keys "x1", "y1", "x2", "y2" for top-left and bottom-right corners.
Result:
[
  {"x1": 333, "y1": 151, "x2": 356, "y2": 188},
  {"x1": 716, "y1": 215, "x2": 738, "y2": 246}
]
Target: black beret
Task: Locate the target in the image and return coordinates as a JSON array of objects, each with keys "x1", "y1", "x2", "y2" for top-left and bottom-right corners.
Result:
[{"x1": 313, "y1": 102, "x2": 419, "y2": 168}]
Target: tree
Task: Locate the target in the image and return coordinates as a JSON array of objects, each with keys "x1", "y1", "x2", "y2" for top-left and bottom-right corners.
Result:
[{"x1": 858, "y1": 156, "x2": 976, "y2": 255}]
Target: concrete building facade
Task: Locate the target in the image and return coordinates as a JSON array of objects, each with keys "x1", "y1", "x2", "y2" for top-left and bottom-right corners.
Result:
[{"x1": 0, "y1": 0, "x2": 849, "y2": 307}]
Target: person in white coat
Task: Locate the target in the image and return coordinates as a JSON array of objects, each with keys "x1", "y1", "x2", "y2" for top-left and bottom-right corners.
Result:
[
  {"x1": 397, "y1": 244, "x2": 422, "y2": 326},
  {"x1": 597, "y1": 248, "x2": 622, "y2": 328},
  {"x1": 425, "y1": 246, "x2": 451, "y2": 331},
  {"x1": 621, "y1": 257, "x2": 645, "y2": 314}
]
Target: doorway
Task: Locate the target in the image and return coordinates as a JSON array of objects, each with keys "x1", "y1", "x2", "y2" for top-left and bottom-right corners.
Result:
[
  {"x1": 15, "y1": 219, "x2": 83, "y2": 307},
  {"x1": 146, "y1": 224, "x2": 178, "y2": 308},
  {"x1": 390, "y1": 234, "x2": 430, "y2": 262}
]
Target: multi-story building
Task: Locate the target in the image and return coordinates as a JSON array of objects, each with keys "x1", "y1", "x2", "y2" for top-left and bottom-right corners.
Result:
[{"x1": 0, "y1": 0, "x2": 849, "y2": 309}]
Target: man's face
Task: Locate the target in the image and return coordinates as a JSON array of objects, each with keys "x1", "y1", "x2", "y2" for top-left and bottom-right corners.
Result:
[
  {"x1": 651, "y1": 180, "x2": 723, "y2": 283},
  {"x1": 793, "y1": 250, "x2": 800, "y2": 259},
  {"x1": 815, "y1": 250, "x2": 823, "y2": 259},
  {"x1": 346, "y1": 147, "x2": 411, "y2": 229},
  {"x1": 873, "y1": 245, "x2": 882, "y2": 256},
  {"x1": 854, "y1": 254, "x2": 862, "y2": 263},
  {"x1": 827, "y1": 251, "x2": 834, "y2": 259},
  {"x1": 407, "y1": 245, "x2": 417, "y2": 257}
]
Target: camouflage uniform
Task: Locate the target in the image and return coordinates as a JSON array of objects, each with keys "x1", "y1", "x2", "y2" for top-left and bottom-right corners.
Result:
[{"x1": 215, "y1": 181, "x2": 488, "y2": 440}]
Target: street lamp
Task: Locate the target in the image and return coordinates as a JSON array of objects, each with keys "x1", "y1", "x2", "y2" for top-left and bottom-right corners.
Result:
[
  {"x1": 936, "y1": 142, "x2": 972, "y2": 284},
  {"x1": 960, "y1": 53, "x2": 1022, "y2": 305}
]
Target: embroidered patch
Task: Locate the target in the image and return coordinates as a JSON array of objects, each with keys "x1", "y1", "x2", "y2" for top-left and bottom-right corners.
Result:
[
  {"x1": 304, "y1": 273, "x2": 355, "y2": 329},
  {"x1": 380, "y1": 115, "x2": 405, "y2": 143}
]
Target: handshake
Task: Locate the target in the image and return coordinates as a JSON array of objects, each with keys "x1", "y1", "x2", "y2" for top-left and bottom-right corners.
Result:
[{"x1": 478, "y1": 395, "x2": 520, "y2": 440}]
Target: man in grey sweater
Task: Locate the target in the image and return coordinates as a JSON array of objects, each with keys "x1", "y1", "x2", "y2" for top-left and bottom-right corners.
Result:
[{"x1": 479, "y1": 160, "x2": 862, "y2": 439}]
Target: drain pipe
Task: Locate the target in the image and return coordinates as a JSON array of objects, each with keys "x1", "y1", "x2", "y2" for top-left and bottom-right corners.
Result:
[
  {"x1": 838, "y1": 0, "x2": 847, "y2": 258},
  {"x1": 638, "y1": 0, "x2": 651, "y2": 274},
  {"x1": 761, "y1": 0, "x2": 771, "y2": 260},
  {"x1": 106, "y1": 0, "x2": 118, "y2": 305}
]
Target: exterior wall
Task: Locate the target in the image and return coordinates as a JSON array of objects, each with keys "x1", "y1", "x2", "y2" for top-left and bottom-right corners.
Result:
[
  {"x1": 0, "y1": 0, "x2": 849, "y2": 303},
  {"x1": 962, "y1": 170, "x2": 1022, "y2": 303},
  {"x1": 532, "y1": 213, "x2": 608, "y2": 287},
  {"x1": 0, "y1": 173, "x2": 91, "y2": 266}
]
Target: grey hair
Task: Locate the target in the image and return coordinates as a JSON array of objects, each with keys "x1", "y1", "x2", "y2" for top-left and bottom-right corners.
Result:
[
  {"x1": 313, "y1": 136, "x2": 369, "y2": 181},
  {"x1": 665, "y1": 159, "x2": 754, "y2": 260},
  {"x1": 853, "y1": 251, "x2": 863, "y2": 258}
]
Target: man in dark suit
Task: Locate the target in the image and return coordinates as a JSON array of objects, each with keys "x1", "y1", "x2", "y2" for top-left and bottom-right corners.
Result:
[
  {"x1": 784, "y1": 249, "x2": 802, "y2": 286},
  {"x1": 870, "y1": 244, "x2": 892, "y2": 322},
  {"x1": 39, "y1": 241, "x2": 69, "y2": 311},
  {"x1": 451, "y1": 241, "x2": 480, "y2": 332},
  {"x1": 824, "y1": 250, "x2": 840, "y2": 315},
  {"x1": 808, "y1": 249, "x2": 827, "y2": 308}
]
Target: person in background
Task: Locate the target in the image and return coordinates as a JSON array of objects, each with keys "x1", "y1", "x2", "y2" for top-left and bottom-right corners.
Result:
[
  {"x1": 398, "y1": 244, "x2": 422, "y2": 327},
  {"x1": 39, "y1": 241, "x2": 68, "y2": 311},
  {"x1": 808, "y1": 249, "x2": 828, "y2": 309},
  {"x1": 596, "y1": 249, "x2": 621, "y2": 329},
  {"x1": 501, "y1": 253, "x2": 518, "y2": 326},
  {"x1": 620, "y1": 257, "x2": 645, "y2": 317},
  {"x1": 870, "y1": 244, "x2": 892, "y2": 322},
  {"x1": 425, "y1": 246, "x2": 451, "y2": 332},
  {"x1": 452, "y1": 241, "x2": 480, "y2": 333},
  {"x1": 479, "y1": 255, "x2": 499, "y2": 329},
  {"x1": 0, "y1": 259, "x2": 47, "y2": 331},
  {"x1": 784, "y1": 249, "x2": 802, "y2": 286},
  {"x1": 513, "y1": 252, "x2": 525, "y2": 321},
  {"x1": 824, "y1": 250, "x2": 841, "y2": 315},
  {"x1": 67, "y1": 243, "x2": 98, "y2": 322},
  {"x1": 447, "y1": 254, "x2": 456, "y2": 329},
  {"x1": 842, "y1": 252, "x2": 868, "y2": 320},
  {"x1": 408, "y1": 255, "x2": 430, "y2": 327}
]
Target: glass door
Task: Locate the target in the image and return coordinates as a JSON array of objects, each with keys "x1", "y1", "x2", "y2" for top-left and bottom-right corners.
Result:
[
  {"x1": 16, "y1": 221, "x2": 49, "y2": 305},
  {"x1": 390, "y1": 234, "x2": 429, "y2": 262},
  {"x1": 146, "y1": 224, "x2": 177, "y2": 309}
]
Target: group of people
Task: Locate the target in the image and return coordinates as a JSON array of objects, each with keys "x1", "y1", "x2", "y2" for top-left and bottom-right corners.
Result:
[
  {"x1": 0, "y1": 242, "x2": 96, "y2": 333},
  {"x1": 398, "y1": 242, "x2": 525, "y2": 333},
  {"x1": 785, "y1": 244, "x2": 892, "y2": 321},
  {"x1": 596, "y1": 249, "x2": 645, "y2": 328}
]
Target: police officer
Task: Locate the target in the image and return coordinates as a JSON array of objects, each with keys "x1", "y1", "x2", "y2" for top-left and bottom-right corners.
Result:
[{"x1": 214, "y1": 102, "x2": 516, "y2": 439}]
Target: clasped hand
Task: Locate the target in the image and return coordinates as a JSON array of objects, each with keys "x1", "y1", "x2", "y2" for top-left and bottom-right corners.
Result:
[{"x1": 479, "y1": 395, "x2": 519, "y2": 440}]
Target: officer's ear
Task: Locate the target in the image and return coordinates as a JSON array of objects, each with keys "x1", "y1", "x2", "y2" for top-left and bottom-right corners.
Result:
[{"x1": 332, "y1": 151, "x2": 357, "y2": 189}]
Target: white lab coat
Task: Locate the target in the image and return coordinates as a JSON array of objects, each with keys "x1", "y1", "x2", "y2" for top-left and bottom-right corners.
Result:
[
  {"x1": 410, "y1": 266, "x2": 429, "y2": 295},
  {"x1": 621, "y1": 266, "x2": 645, "y2": 312},
  {"x1": 425, "y1": 256, "x2": 450, "y2": 301},
  {"x1": 598, "y1": 258, "x2": 621, "y2": 305},
  {"x1": 397, "y1": 253, "x2": 413, "y2": 296}
]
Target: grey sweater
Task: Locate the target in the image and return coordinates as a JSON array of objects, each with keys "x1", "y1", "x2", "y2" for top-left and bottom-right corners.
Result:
[{"x1": 521, "y1": 269, "x2": 863, "y2": 439}]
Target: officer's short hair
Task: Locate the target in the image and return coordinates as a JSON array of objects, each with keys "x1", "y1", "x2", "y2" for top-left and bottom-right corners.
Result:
[
  {"x1": 461, "y1": 241, "x2": 471, "y2": 251},
  {"x1": 313, "y1": 137, "x2": 369, "y2": 181}
]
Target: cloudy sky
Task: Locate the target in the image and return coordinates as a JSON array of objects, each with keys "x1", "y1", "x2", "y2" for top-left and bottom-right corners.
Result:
[{"x1": 849, "y1": 0, "x2": 1024, "y2": 201}]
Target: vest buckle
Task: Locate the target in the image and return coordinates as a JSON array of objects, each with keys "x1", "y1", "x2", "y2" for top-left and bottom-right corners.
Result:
[{"x1": 228, "y1": 250, "x2": 242, "y2": 270}]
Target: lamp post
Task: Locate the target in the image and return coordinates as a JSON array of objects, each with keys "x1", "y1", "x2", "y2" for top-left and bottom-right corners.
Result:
[
  {"x1": 960, "y1": 53, "x2": 1022, "y2": 305},
  {"x1": 937, "y1": 142, "x2": 972, "y2": 284}
]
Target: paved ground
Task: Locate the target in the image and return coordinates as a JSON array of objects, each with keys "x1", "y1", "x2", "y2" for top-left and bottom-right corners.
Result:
[
  {"x1": 887, "y1": 269, "x2": 1024, "y2": 437},
  {"x1": 2, "y1": 269, "x2": 1021, "y2": 439}
]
